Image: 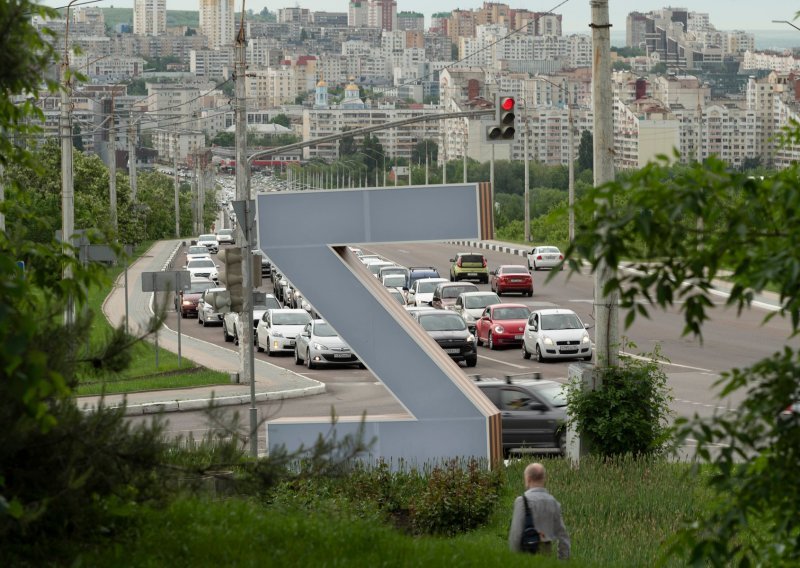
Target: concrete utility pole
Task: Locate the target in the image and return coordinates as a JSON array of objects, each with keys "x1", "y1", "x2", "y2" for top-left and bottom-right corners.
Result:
[
  {"x1": 568, "y1": 102, "x2": 575, "y2": 242},
  {"x1": 106, "y1": 92, "x2": 118, "y2": 235},
  {"x1": 591, "y1": 0, "x2": 618, "y2": 367},
  {"x1": 128, "y1": 113, "x2": 138, "y2": 203},
  {"x1": 61, "y1": 2, "x2": 78, "y2": 326},
  {"x1": 523, "y1": 97, "x2": 531, "y2": 243},
  {"x1": 463, "y1": 121, "x2": 468, "y2": 183},
  {"x1": 193, "y1": 151, "x2": 200, "y2": 235},
  {"x1": 234, "y1": 23, "x2": 257, "y2": 458},
  {"x1": 173, "y1": 134, "x2": 179, "y2": 238},
  {"x1": 0, "y1": 162, "x2": 5, "y2": 232}
]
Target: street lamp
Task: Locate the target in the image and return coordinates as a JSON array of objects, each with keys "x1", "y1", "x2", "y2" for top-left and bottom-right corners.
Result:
[{"x1": 772, "y1": 19, "x2": 800, "y2": 33}]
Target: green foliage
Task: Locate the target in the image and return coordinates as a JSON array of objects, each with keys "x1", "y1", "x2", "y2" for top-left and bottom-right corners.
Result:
[
  {"x1": 566, "y1": 343, "x2": 674, "y2": 457},
  {"x1": 411, "y1": 138, "x2": 438, "y2": 164},
  {"x1": 270, "y1": 113, "x2": 290, "y2": 128},
  {"x1": 564, "y1": 145, "x2": 800, "y2": 563},
  {"x1": 577, "y1": 129, "x2": 593, "y2": 172}
]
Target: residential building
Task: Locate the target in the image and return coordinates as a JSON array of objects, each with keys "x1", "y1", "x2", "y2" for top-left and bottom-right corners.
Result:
[
  {"x1": 349, "y1": 1, "x2": 370, "y2": 28},
  {"x1": 397, "y1": 12, "x2": 424, "y2": 32},
  {"x1": 133, "y1": 0, "x2": 166, "y2": 37},
  {"x1": 278, "y1": 7, "x2": 310, "y2": 25},
  {"x1": 368, "y1": 0, "x2": 397, "y2": 32},
  {"x1": 200, "y1": 0, "x2": 234, "y2": 50}
]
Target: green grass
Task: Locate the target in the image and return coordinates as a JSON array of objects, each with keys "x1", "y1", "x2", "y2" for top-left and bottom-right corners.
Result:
[
  {"x1": 79, "y1": 456, "x2": 710, "y2": 567},
  {"x1": 79, "y1": 241, "x2": 229, "y2": 394}
]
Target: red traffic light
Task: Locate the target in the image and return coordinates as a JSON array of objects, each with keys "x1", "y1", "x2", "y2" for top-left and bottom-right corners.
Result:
[{"x1": 500, "y1": 97, "x2": 515, "y2": 111}]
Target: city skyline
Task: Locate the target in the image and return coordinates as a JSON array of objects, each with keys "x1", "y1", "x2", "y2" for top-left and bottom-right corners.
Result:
[{"x1": 42, "y1": 0, "x2": 799, "y2": 34}]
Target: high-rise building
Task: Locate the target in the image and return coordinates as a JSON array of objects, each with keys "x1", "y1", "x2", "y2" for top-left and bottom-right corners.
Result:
[
  {"x1": 133, "y1": 0, "x2": 166, "y2": 37},
  {"x1": 368, "y1": 0, "x2": 397, "y2": 31},
  {"x1": 349, "y1": 1, "x2": 369, "y2": 28},
  {"x1": 200, "y1": 0, "x2": 234, "y2": 50}
]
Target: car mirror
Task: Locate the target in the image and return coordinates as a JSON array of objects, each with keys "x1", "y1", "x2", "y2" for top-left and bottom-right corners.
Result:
[
  {"x1": 489, "y1": 270, "x2": 496, "y2": 275},
  {"x1": 449, "y1": 258, "x2": 455, "y2": 262},
  {"x1": 584, "y1": 323, "x2": 594, "y2": 330},
  {"x1": 528, "y1": 402, "x2": 547, "y2": 412}
]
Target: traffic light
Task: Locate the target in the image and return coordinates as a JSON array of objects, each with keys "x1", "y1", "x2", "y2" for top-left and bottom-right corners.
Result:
[
  {"x1": 218, "y1": 248, "x2": 243, "y2": 312},
  {"x1": 496, "y1": 95, "x2": 516, "y2": 140}
]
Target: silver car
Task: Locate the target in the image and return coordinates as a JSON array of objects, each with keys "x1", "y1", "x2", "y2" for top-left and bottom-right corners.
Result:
[
  {"x1": 197, "y1": 233, "x2": 219, "y2": 254},
  {"x1": 522, "y1": 308, "x2": 593, "y2": 362},
  {"x1": 406, "y1": 277, "x2": 448, "y2": 306},
  {"x1": 294, "y1": 320, "x2": 360, "y2": 369},
  {"x1": 450, "y1": 291, "x2": 501, "y2": 333}
]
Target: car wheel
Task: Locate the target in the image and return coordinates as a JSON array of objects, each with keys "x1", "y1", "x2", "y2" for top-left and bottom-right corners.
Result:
[
  {"x1": 450, "y1": 273, "x2": 455, "y2": 282},
  {"x1": 181, "y1": 311, "x2": 187, "y2": 319},
  {"x1": 465, "y1": 355, "x2": 477, "y2": 368},
  {"x1": 533, "y1": 261, "x2": 540, "y2": 271},
  {"x1": 557, "y1": 430, "x2": 567, "y2": 456},
  {"x1": 583, "y1": 352, "x2": 593, "y2": 362},
  {"x1": 256, "y1": 338, "x2": 263, "y2": 353},
  {"x1": 266, "y1": 340, "x2": 274, "y2": 357},
  {"x1": 234, "y1": 331, "x2": 240, "y2": 346},
  {"x1": 197, "y1": 313, "x2": 203, "y2": 325},
  {"x1": 223, "y1": 324, "x2": 232, "y2": 342},
  {"x1": 294, "y1": 347, "x2": 303, "y2": 366},
  {"x1": 522, "y1": 343, "x2": 531, "y2": 360},
  {"x1": 476, "y1": 332, "x2": 483, "y2": 347},
  {"x1": 488, "y1": 332, "x2": 495, "y2": 350},
  {"x1": 536, "y1": 344, "x2": 546, "y2": 363},
  {"x1": 306, "y1": 349, "x2": 316, "y2": 369}
]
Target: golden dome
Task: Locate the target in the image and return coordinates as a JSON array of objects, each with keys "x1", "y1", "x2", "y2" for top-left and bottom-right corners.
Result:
[
  {"x1": 316, "y1": 79, "x2": 327, "y2": 87},
  {"x1": 345, "y1": 83, "x2": 359, "y2": 91}
]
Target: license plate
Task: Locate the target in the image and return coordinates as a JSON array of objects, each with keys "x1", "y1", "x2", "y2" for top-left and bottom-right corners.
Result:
[
  {"x1": 467, "y1": 273, "x2": 477, "y2": 276},
  {"x1": 445, "y1": 348, "x2": 460, "y2": 354},
  {"x1": 560, "y1": 347, "x2": 576, "y2": 353},
  {"x1": 510, "y1": 278, "x2": 523, "y2": 282},
  {"x1": 287, "y1": 341, "x2": 295, "y2": 347},
  {"x1": 546, "y1": 255, "x2": 557, "y2": 260},
  {"x1": 333, "y1": 353, "x2": 351, "y2": 359},
  {"x1": 514, "y1": 335, "x2": 523, "y2": 340}
]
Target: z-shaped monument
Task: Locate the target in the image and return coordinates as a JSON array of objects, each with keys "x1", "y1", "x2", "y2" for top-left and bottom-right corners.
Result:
[{"x1": 258, "y1": 184, "x2": 501, "y2": 467}]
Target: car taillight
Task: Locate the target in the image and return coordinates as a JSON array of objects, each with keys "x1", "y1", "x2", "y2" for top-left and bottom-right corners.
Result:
[
  {"x1": 457, "y1": 258, "x2": 462, "y2": 267},
  {"x1": 537, "y1": 255, "x2": 543, "y2": 260},
  {"x1": 482, "y1": 258, "x2": 487, "y2": 267},
  {"x1": 559, "y1": 254, "x2": 564, "y2": 260}
]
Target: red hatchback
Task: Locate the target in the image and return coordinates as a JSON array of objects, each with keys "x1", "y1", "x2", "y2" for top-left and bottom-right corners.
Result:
[
  {"x1": 475, "y1": 303, "x2": 531, "y2": 350},
  {"x1": 490, "y1": 265, "x2": 534, "y2": 296}
]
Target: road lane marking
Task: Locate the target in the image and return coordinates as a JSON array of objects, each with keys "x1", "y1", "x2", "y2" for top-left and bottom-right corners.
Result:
[
  {"x1": 622, "y1": 352, "x2": 715, "y2": 373},
  {"x1": 477, "y1": 354, "x2": 528, "y2": 369}
]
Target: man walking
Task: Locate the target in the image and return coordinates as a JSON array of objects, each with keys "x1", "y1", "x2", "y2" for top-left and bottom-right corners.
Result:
[{"x1": 508, "y1": 462, "x2": 570, "y2": 560}]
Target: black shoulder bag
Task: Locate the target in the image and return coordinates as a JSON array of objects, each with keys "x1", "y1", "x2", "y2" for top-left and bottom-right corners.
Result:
[{"x1": 520, "y1": 494, "x2": 541, "y2": 554}]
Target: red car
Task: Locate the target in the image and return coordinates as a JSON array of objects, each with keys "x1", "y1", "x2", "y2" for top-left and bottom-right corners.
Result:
[
  {"x1": 475, "y1": 303, "x2": 532, "y2": 350},
  {"x1": 175, "y1": 278, "x2": 216, "y2": 318},
  {"x1": 490, "y1": 265, "x2": 534, "y2": 296}
]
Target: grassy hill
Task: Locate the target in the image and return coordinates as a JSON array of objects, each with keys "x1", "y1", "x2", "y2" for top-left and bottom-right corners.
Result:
[{"x1": 101, "y1": 8, "x2": 199, "y2": 30}]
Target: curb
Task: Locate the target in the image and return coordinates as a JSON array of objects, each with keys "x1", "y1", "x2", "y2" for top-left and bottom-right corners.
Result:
[
  {"x1": 450, "y1": 240, "x2": 529, "y2": 258},
  {"x1": 80, "y1": 383, "x2": 327, "y2": 416}
]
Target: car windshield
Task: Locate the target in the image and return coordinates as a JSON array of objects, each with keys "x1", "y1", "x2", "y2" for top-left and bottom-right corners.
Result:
[
  {"x1": 465, "y1": 294, "x2": 500, "y2": 309},
  {"x1": 493, "y1": 307, "x2": 531, "y2": 320},
  {"x1": 383, "y1": 275, "x2": 406, "y2": 287},
  {"x1": 369, "y1": 263, "x2": 393, "y2": 274},
  {"x1": 188, "y1": 259, "x2": 215, "y2": 268},
  {"x1": 532, "y1": 384, "x2": 567, "y2": 407},
  {"x1": 502, "y1": 266, "x2": 528, "y2": 274},
  {"x1": 388, "y1": 289, "x2": 405, "y2": 303},
  {"x1": 539, "y1": 247, "x2": 561, "y2": 254},
  {"x1": 188, "y1": 246, "x2": 208, "y2": 255},
  {"x1": 541, "y1": 313, "x2": 583, "y2": 330},
  {"x1": 419, "y1": 314, "x2": 467, "y2": 332},
  {"x1": 272, "y1": 312, "x2": 312, "y2": 325},
  {"x1": 218, "y1": 230, "x2": 233, "y2": 236},
  {"x1": 459, "y1": 254, "x2": 484, "y2": 264},
  {"x1": 417, "y1": 280, "x2": 443, "y2": 293},
  {"x1": 314, "y1": 322, "x2": 338, "y2": 337},
  {"x1": 442, "y1": 285, "x2": 477, "y2": 298},
  {"x1": 199, "y1": 234, "x2": 216, "y2": 241},
  {"x1": 188, "y1": 281, "x2": 215, "y2": 293}
]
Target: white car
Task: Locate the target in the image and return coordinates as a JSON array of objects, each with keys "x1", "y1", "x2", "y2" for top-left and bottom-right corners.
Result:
[
  {"x1": 216, "y1": 228, "x2": 236, "y2": 245},
  {"x1": 381, "y1": 273, "x2": 407, "y2": 291},
  {"x1": 186, "y1": 245, "x2": 212, "y2": 262},
  {"x1": 222, "y1": 292, "x2": 281, "y2": 345},
  {"x1": 197, "y1": 233, "x2": 219, "y2": 254},
  {"x1": 406, "y1": 277, "x2": 448, "y2": 307},
  {"x1": 294, "y1": 319, "x2": 360, "y2": 369},
  {"x1": 185, "y1": 258, "x2": 219, "y2": 283},
  {"x1": 256, "y1": 308, "x2": 312, "y2": 356},
  {"x1": 522, "y1": 308, "x2": 593, "y2": 362},
  {"x1": 528, "y1": 246, "x2": 564, "y2": 271},
  {"x1": 450, "y1": 291, "x2": 501, "y2": 333},
  {"x1": 197, "y1": 287, "x2": 230, "y2": 327}
]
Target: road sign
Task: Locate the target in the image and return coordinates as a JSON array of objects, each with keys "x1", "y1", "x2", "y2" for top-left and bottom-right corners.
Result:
[{"x1": 141, "y1": 271, "x2": 191, "y2": 293}]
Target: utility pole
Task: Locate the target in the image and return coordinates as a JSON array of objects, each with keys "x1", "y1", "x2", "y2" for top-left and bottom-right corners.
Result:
[
  {"x1": 591, "y1": 0, "x2": 618, "y2": 367},
  {"x1": 568, "y1": 102, "x2": 575, "y2": 242},
  {"x1": 61, "y1": 19, "x2": 76, "y2": 326},
  {"x1": 193, "y1": 151, "x2": 200, "y2": 235},
  {"x1": 523, "y1": 96, "x2": 531, "y2": 243},
  {"x1": 490, "y1": 144, "x2": 495, "y2": 234},
  {"x1": 235, "y1": 23, "x2": 257, "y2": 458},
  {"x1": 463, "y1": 120, "x2": 468, "y2": 183},
  {"x1": 128, "y1": 112, "x2": 138, "y2": 203},
  {"x1": 107, "y1": 92, "x2": 118, "y2": 235},
  {"x1": 173, "y1": 133, "x2": 180, "y2": 238}
]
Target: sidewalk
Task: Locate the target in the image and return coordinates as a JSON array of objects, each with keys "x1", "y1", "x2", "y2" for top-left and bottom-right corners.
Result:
[{"x1": 77, "y1": 239, "x2": 324, "y2": 416}]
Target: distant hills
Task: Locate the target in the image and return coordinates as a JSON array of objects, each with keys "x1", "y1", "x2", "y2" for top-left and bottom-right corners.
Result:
[{"x1": 101, "y1": 7, "x2": 199, "y2": 29}]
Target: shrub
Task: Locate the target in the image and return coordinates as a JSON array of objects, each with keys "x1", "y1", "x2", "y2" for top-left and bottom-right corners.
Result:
[{"x1": 565, "y1": 343, "x2": 674, "y2": 457}]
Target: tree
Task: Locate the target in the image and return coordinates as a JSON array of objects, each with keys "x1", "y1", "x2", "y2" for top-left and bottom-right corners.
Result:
[
  {"x1": 565, "y1": 146, "x2": 800, "y2": 565},
  {"x1": 411, "y1": 139, "x2": 438, "y2": 165},
  {"x1": 270, "y1": 113, "x2": 290, "y2": 128},
  {"x1": 339, "y1": 127, "x2": 357, "y2": 156},
  {"x1": 577, "y1": 130, "x2": 593, "y2": 173}
]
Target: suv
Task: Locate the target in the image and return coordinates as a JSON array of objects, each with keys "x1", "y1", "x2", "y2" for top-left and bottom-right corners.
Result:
[
  {"x1": 449, "y1": 252, "x2": 488, "y2": 283},
  {"x1": 197, "y1": 234, "x2": 219, "y2": 254},
  {"x1": 431, "y1": 281, "x2": 479, "y2": 309},
  {"x1": 407, "y1": 266, "x2": 441, "y2": 288},
  {"x1": 410, "y1": 309, "x2": 477, "y2": 367},
  {"x1": 474, "y1": 377, "x2": 567, "y2": 456},
  {"x1": 216, "y1": 228, "x2": 235, "y2": 245}
]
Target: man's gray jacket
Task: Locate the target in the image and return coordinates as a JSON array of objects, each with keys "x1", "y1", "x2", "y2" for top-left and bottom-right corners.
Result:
[{"x1": 508, "y1": 487, "x2": 570, "y2": 560}]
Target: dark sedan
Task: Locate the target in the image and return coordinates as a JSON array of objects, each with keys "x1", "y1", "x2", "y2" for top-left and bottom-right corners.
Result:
[
  {"x1": 175, "y1": 278, "x2": 216, "y2": 318},
  {"x1": 411, "y1": 309, "x2": 477, "y2": 367}
]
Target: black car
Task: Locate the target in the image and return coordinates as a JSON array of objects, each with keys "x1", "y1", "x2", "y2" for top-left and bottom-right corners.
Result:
[
  {"x1": 407, "y1": 266, "x2": 441, "y2": 289},
  {"x1": 474, "y1": 377, "x2": 567, "y2": 457},
  {"x1": 411, "y1": 309, "x2": 477, "y2": 367}
]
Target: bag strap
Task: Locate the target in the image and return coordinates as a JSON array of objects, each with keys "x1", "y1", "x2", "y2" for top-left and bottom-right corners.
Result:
[{"x1": 522, "y1": 493, "x2": 537, "y2": 530}]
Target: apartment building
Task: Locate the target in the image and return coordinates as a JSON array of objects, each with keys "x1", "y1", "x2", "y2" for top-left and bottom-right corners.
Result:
[
  {"x1": 349, "y1": 1, "x2": 370, "y2": 28},
  {"x1": 133, "y1": 0, "x2": 166, "y2": 37},
  {"x1": 200, "y1": 0, "x2": 234, "y2": 50},
  {"x1": 397, "y1": 12, "x2": 424, "y2": 32}
]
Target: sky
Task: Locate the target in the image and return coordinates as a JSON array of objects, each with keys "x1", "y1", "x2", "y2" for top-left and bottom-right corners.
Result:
[{"x1": 42, "y1": 0, "x2": 799, "y2": 34}]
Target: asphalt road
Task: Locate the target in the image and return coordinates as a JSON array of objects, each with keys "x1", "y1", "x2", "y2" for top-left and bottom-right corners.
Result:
[{"x1": 128, "y1": 239, "x2": 800, "y2": 458}]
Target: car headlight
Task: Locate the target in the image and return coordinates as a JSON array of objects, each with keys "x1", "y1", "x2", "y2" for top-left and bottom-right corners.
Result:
[
  {"x1": 543, "y1": 336, "x2": 554, "y2": 346},
  {"x1": 493, "y1": 325, "x2": 505, "y2": 334},
  {"x1": 464, "y1": 313, "x2": 476, "y2": 322},
  {"x1": 466, "y1": 334, "x2": 475, "y2": 343},
  {"x1": 272, "y1": 331, "x2": 283, "y2": 338},
  {"x1": 312, "y1": 342, "x2": 328, "y2": 350},
  {"x1": 582, "y1": 334, "x2": 591, "y2": 344},
  {"x1": 182, "y1": 300, "x2": 192, "y2": 306}
]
